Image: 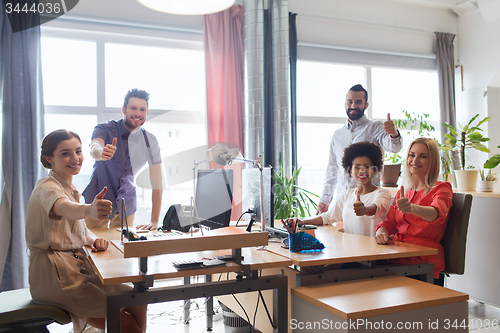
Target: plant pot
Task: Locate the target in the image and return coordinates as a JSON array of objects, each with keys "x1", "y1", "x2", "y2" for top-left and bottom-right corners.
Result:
[
  {"x1": 478, "y1": 180, "x2": 495, "y2": 192},
  {"x1": 381, "y1": 164, "x2": 401, "y2": 187},
  {"x1": 454, "y1": 170, "x2": 478, "y2": 191},
  {"x1": 440, "y1": 173, "x2": 455, "y2": 188}
]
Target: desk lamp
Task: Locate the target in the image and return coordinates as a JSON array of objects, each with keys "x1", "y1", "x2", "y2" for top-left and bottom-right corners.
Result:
[{"x1": 206, "y1": 144, "x2": 266, "y2": 232}]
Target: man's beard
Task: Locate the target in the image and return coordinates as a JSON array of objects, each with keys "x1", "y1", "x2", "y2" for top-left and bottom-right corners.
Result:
[
  {"x1": 346, "y1": 107, "x2": 365, "y2": 121},
  {"x1": 124, "y1": 117, "x2": 145, "y2": 131}
]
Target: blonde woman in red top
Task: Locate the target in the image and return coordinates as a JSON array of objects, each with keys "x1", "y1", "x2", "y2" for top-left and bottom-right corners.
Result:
[{"x1": 374, "y1": 137, "x2": 453, "y2": 284}]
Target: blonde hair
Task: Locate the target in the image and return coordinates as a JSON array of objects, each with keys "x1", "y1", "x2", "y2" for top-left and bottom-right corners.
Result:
[{"x1": 402, "y1": 137, "x2": 440, "y2": 191}]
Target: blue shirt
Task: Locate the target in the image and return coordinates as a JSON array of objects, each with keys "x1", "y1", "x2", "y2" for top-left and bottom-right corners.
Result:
[{"x1": 82, "y1": 119, "x2": 161, "y2": 218}]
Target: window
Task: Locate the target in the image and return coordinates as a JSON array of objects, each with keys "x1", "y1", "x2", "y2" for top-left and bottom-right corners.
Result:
[
  {"x1": 296, "y1": 57, "x2": 440, "y2": 204},
  {"x1": 41, "y1": 38, "x2": 97, "y2": 107},
  {"x1": 297, "y1": 62, "x2": 365, "y2": 118},
  {"x1": 371, "y1": 67, "x2": 440, "y2": 121},
  {"x1": 105, "y1": 43, "x2": 205, "y2": 111},
  {"x1": 41, "y1": 29, "x2": 206, "y2": 223}
]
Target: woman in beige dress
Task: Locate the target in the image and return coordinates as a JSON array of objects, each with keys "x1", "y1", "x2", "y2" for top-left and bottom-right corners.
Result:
[{"x1": 26, "y1": 129, "x2": 147, "y2": 333}]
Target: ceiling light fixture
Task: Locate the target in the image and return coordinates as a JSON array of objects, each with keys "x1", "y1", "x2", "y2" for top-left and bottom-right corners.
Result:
[{"x1": 137, "y1": 0, "x2": 235, "y2": 15}]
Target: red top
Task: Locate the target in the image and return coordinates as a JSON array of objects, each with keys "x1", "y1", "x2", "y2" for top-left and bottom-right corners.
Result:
[{"x1": 376, "y1": 181, "x2": 453, "y2": 278}]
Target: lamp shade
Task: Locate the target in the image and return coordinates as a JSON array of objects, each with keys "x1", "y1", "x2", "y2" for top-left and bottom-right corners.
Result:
[
  {"x1": 207, "y1": 144, "x2": 242, "y2": 166},
  {"x1": 136, "y1": 0, "x2": 235, "y2": 15}
]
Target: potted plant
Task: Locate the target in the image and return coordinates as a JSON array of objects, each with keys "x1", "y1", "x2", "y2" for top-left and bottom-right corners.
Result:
[
  {"x1": 273, "y1": 154, "x2": 319, "y2": 219},
  {"x1": 481, "y1": 144, "x2": 500, "y2": 192},
  {"x1": 382, "y1": 111, "x2": 436, "y2": 187},
  {"x1": 478, "y1": 169, "x2": 498, "y2": 192},
  {"x1": 442, "y1": 114, "x2": 491, "y2": 191},
  {"x1": 382, "y1": 152, "x2": 403, "y2": 187}
]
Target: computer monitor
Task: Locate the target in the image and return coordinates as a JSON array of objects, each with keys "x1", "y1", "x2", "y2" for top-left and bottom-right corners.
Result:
[
  {"x1": 241, "y1": 167, "x2": 274, "y2": 229},
  {"x1": 195, "y1": 169, "x2": 233, "y2": 230}
]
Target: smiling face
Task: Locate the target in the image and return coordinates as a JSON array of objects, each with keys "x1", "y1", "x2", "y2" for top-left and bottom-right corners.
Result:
[
  {"x1": 122, "y1": 97, "x2": 149, "y2": 132},
  {"x1": 345, "y1": 90, "x2": 368, "y2": 121},
  {"x1": 407, "y1": 142, "x2": 430, "y2": 177},
  {"x1": 44, "y1": 137, "x2": 83, "y2": 184},
  {"x1": 351, "y1": 156, "x2": 376, "y2": 186}
]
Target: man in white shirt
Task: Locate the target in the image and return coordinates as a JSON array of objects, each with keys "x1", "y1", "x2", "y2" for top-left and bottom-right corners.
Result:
[{"x1": 316, "y1": 84, "x2": 402, "y2": 214}]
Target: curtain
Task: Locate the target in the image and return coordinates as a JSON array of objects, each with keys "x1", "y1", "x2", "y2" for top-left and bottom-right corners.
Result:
[
  {"x1": 289, "y1": 12, "x2": 297, "y2": 172},
  {"x1": 0, "y1": 6, "x2": 45, "y2": 290},
  {"x1": 435, "y1": 32, "x2": 457, "y2": 140},
  {"x1": 203, "y1": 5, "x2": 245, "y2": 220}
]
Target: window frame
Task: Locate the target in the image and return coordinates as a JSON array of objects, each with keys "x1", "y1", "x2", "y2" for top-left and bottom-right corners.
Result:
[
  {"x1": 41, "y1": 24, "x2": 205, "y2": 126},
  {"x1": 40, "y1": 23, "x2": 208, "y2": 215}
]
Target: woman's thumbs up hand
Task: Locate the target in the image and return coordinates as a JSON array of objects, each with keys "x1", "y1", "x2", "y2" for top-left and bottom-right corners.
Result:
[{"x1": 396, "y1": 185, "x2": 413, "y2": 214}]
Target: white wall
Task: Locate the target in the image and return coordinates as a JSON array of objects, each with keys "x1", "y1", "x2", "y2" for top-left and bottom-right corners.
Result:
[
  {"x1": 456, "y1": 11, "x2": 500, "y2": 183},
  {"x1": 290, "y1": 0, "x2": 457, "y2": 56}
]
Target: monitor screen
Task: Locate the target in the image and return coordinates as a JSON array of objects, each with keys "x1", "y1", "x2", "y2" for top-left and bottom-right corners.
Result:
[{"x1": 195, "y1": 169, "x2": 233, "y2": 230}]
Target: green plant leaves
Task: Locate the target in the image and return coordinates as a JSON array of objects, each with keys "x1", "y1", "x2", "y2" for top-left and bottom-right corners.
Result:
[
  {"x1": 273, "y1": 154, "x2": 319, "y2": 219},
  {"x1": 484, "y1": 146, "x2": 500, "y2": 169},
  {"x1": 442, "y1": 114, "x2": 491, "y2": 170}
]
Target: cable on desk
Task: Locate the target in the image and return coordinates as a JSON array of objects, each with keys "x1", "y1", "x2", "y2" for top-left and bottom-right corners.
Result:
[
  {"x1": 232, "y1": 294, "x2": 253, "y2": 333},
  {"x1": 253, "y1": 289, "x2": 260, "y2": 329},
  {"x1": 236, "y1": 209, "x2": 256, "y2": 227}
]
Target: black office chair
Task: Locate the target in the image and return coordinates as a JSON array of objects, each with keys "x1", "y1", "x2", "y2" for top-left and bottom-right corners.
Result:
[
  {"x1": 0, "y1": 288, "x2": 71, "y2": 333},
  {"x1": 439, "y1": 192, "x2": 473, "y2": 284}
]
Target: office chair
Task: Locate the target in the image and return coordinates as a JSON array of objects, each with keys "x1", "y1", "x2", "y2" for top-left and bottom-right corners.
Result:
[
  {"x1": 439, "y1": 192, "x2": 473, "y2": 283},
  {"x1": 0, "y1": 288, "x2": 71, "y2": 333}
]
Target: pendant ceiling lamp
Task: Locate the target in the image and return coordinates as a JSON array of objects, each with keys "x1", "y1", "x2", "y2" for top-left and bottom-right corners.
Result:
[{"x1": 137, "y1": 0, "x2": 235, "y2": 15}]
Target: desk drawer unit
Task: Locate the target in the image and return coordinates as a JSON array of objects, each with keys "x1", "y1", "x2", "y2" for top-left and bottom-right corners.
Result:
[{"x1": 291, "y1": 275, "x2": 469, "y2": 332}]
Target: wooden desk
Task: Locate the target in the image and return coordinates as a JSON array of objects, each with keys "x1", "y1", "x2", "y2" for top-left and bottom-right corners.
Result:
[
  {"x1": 264, "y1": 224, "x2": 438, "y2": 289},
  {"x1": 88, "y1": 227, "x2": 292, "y2": 333},
  {"x1": 266, "y1": 224, "x2": 437, "y2": 268},
  {"x1": 292, "y1": 275, "x2": 468, "y2": 332},
  {"x1": 218, "y1": 225, "x2": 438, "y2": 333}
]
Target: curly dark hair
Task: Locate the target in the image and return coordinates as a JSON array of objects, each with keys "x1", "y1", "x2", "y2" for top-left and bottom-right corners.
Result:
[{"x1": 341, "y1": 141, "x2": 383, "y2": 175}]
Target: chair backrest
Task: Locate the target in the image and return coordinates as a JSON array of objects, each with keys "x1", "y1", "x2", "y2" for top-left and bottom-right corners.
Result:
[{"x1": 441, "y1": 192, "x2": 473, "y2": 275}]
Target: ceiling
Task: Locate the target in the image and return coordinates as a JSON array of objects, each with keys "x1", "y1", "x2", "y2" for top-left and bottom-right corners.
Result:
[{"x1": 64, "y1": 0, "x2": 468, "y2": 31}]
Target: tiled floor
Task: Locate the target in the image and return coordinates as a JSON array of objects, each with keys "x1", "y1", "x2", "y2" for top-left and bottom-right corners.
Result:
[
  {"x1": 469, "y1": 299, "x2": 500, "y2": 332},
  {"x1": 48, "y1": 297, "x2": 246, "y2": 333},
  {"x1": 47, "y1": 277, "x2": 258, "y2": 333}
]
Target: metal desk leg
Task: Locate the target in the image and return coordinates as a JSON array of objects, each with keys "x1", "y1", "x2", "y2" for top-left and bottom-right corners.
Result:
[
  {"x1": 205, "y1": 274, "x2": 213, "y2": 331},
  {"x1": 274, "y1": 278, "x2": 288, "y2": 333},
  {"x1": 184, "y1": 276, "x2": 190, "y2": 324},
  {"x1": 105, "y1": 274, "x2": 288, "y2": 333},
  {"x1": 105, "y1": 294, "x2": 122, "y2": 333}
]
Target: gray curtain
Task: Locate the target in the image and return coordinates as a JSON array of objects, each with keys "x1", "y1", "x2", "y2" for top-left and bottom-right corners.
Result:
[
  {"x1": 435, "y1": 32, "x2": 457, "y2": 141},
  {"x1": 0, "y1": 7, "x2": 45, "y2": 291}
]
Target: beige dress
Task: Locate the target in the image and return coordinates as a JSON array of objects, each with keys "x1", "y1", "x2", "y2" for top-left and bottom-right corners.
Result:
[{"x1": 26, "y1": 171, "x2": 130, "y2": 333}]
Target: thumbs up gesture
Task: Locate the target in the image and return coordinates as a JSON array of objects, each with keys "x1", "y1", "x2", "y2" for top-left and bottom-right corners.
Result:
[
  {"x1": 396, "y1": 185, "x2": 413, "y2": 214},
  {"x1": 89, "y1": 187, "x2": 113, "y2": 220},
  {"x1": 353, "y1": 191, "x2": 367, "y2": 216},
  {"x1": 101, "y1": 137, "x2": 117, "y2": 161},
  {"x1": 384, "y1": 113, "x2": 399, "y2": 138}
]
